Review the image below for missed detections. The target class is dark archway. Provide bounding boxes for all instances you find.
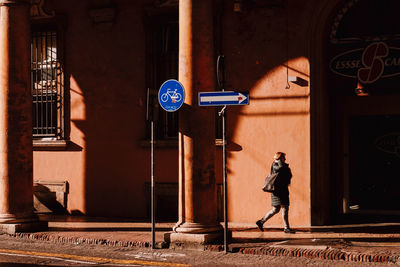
[312,0,400,225]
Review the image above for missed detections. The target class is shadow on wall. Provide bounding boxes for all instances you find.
[62,0,314,221]
[58,0,159,219]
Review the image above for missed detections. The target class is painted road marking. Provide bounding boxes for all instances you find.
[0,251,99,265]
[0,248,190,266]
[126,252,187,261]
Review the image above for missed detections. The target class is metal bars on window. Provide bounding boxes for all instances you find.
[148,20,178,139]
[31,30,63,138]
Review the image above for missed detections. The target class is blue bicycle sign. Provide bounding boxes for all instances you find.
[158,79,185,112]
[161,88,182,103]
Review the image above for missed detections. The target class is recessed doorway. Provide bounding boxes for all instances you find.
[346,115,400,214]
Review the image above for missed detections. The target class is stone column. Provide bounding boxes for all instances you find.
[0,0,46,233]
[170,0,222,245]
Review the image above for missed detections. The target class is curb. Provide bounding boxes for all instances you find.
[9,233,400,264]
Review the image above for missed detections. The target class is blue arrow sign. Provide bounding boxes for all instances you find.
[158,79,185,112]
[198,91,249,106]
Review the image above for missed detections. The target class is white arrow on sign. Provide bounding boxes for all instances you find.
[198,91,249,106]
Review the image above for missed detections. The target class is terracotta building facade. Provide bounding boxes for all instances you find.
[0,0,399,234]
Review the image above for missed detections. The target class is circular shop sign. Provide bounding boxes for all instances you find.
[158,79,185,112]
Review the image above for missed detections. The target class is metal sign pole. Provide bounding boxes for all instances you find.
[217,55,229,253]
[151,120,155,249]
[219,105,227,253]
[147,88,156,249]
[223,109,228,253]
[155,79,185,249]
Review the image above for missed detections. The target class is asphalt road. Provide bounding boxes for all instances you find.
[0,234,396,266]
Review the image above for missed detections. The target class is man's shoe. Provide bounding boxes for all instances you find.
[256,220,264,232]
[284,228,295,234]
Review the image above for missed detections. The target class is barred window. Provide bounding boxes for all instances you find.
[31,29,64,140]
[146,15,179,140]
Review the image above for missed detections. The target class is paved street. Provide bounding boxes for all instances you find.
[0,234,397,266]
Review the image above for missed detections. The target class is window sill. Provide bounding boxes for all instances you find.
[139,139,178,149]
[33,139,68,151]
[139,139,227,148]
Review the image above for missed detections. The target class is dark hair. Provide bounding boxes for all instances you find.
[273,152,286,160]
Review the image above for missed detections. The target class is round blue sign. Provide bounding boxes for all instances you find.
[158,79,185,112]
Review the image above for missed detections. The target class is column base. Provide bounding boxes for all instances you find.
[0,220,48,234]
[0,211,38,224]
[165,222,224,248]
[0,213,47,234]
[173,222,223,234]
[164,231,223,249]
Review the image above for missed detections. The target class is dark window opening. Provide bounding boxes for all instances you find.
[31,29,64,139]
[146,15,179,140]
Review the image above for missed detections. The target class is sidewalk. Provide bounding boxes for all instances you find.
[10,216,400,265]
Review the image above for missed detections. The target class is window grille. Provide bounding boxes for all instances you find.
[147,18,179,139]
[31,30,64,139]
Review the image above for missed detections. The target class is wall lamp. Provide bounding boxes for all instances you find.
[234,0,243,12]
[288,76,308,87]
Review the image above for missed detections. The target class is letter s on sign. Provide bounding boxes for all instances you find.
[358,42,388,84]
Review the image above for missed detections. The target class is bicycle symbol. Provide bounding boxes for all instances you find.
[161,88,182,103]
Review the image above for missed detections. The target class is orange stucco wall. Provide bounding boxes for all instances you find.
[32,0,326,226]
[225,61,310,226]
[219,1,314,226]
[33,0,179,218]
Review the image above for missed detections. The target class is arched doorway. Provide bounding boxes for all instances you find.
[327,0,400,223]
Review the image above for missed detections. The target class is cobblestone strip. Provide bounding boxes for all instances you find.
[9,233,400,264]
[11,233,166,248]
[237,246,399,264]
